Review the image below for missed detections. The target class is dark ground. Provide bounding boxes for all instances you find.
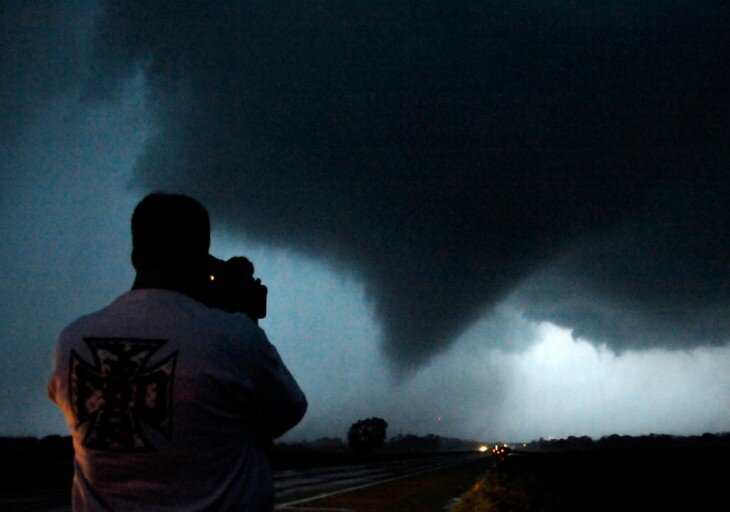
[3,436,728,511]
[455,443,730,511]
[0,436,456,491]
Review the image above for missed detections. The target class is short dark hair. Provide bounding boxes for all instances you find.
[131,192,210,270]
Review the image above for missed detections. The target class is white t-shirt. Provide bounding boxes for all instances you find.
[48,289,307,511]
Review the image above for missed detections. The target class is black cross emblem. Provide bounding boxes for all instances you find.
[70,338,178,452]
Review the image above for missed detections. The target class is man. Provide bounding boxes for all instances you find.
[48,192,307,511]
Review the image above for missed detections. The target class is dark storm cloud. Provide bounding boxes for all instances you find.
[511,164,729,350]
[0,1,92,147]
[87,1,728,366]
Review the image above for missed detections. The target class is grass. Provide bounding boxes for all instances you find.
[452,444,728,511]
[452,456,586,512]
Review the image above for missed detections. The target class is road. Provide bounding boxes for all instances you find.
[275,452,493,511]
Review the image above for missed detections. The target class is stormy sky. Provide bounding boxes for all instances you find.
[1,1,728,442]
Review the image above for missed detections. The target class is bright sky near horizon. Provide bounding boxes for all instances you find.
[1,1,727,443]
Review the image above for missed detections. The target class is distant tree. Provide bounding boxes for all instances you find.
[700,432,717,444]
[310,437,346,452]
[347,417,388,453]
[386,433,441,453]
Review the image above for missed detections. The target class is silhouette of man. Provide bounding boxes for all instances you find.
[48,192,307,511]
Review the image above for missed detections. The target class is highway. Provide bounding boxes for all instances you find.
[274,452,492,511]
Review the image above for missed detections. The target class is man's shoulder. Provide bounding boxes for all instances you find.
[205,306,266,340]
[58,290,198,335]
[58,303,114,339]
[57,289,266,352]
[119,288,267,344]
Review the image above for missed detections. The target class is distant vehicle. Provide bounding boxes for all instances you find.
[491,444,511,463]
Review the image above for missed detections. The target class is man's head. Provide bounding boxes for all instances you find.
[131,192,210,293]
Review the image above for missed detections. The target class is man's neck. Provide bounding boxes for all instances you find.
[132,272,205,302]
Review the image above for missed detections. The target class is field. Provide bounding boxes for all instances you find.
[453,443,729,511]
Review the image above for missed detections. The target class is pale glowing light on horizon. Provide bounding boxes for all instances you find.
[493,322,730,441]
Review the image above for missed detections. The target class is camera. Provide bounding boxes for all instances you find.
[205,255,267,323]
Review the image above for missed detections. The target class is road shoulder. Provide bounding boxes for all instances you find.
[277,455,493,512]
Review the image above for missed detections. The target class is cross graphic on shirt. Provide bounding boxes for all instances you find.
[70,337,177,452]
